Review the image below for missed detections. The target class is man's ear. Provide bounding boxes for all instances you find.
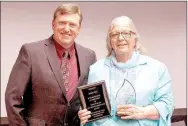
[76,25,81,35]
[52,20,55,29]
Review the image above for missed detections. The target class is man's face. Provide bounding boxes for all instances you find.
[52,13,80,48]
[110,24,136,55]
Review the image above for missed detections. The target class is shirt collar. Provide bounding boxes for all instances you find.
[53,39,75,59]
[105,50,147,69]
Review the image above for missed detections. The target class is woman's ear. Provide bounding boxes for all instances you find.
[134,37,139,49]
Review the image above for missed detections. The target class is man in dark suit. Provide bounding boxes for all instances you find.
[5,3,97,126]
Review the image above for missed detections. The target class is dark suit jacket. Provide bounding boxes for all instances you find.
[5,36,97,126]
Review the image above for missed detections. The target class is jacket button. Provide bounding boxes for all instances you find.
[64,122,68,126]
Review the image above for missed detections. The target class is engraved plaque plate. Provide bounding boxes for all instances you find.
[77,80,111,122]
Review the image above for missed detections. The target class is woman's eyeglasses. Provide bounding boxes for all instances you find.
[110,31,136,39]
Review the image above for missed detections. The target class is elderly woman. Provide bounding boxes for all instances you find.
[78,16,174,126]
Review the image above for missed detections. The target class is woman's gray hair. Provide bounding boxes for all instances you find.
[106,16,147,56]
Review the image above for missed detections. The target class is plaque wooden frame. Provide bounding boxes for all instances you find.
[77,80,111,122]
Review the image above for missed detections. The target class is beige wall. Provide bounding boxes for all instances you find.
[1,2,186,117]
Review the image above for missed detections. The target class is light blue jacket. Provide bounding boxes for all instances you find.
[84,51,174,126]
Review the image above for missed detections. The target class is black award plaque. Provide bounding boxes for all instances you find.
[77,80,111,122]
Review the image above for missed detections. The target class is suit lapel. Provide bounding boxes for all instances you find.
[75,43,86,86]
[68,44,87,102]
[44,37,67,99]
[44,38,87,102]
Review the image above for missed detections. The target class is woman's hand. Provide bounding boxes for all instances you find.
[117,104,159,120]
[78,109,91,125]
[117,104,146,120]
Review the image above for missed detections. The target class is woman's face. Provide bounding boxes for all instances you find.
[110,24,136,56]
